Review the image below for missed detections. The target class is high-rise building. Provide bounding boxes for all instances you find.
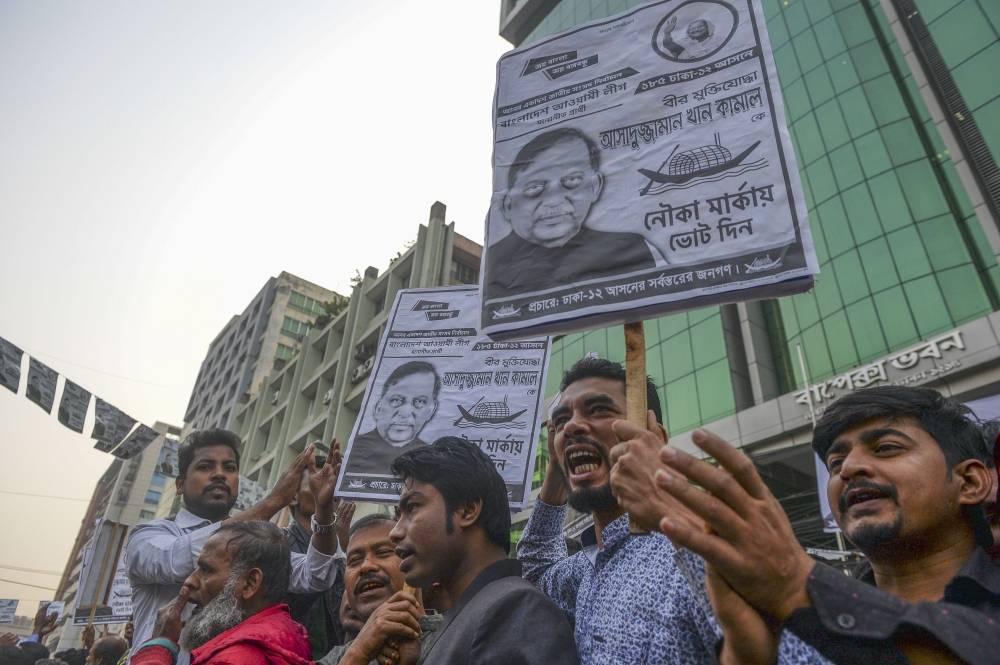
[232,202,483,491]
[499,0,1000,548]
[183,273,343,434]
[50,421,180,650]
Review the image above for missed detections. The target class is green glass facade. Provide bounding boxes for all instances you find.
[521,0,1000,434]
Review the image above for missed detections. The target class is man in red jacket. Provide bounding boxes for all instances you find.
[131,521,312,665]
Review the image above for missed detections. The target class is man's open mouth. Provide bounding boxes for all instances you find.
[205,484,230,496]
[565,446,604,475]
[843,486,890,509]
[355,576,388,596]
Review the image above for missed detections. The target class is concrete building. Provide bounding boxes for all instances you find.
[231,202,482,492]
[183,272,344,434]
[50,422,180,650]
[499,0,1000,550]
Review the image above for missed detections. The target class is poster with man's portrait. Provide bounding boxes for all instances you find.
[336,286,551,508]
[481,0,818,338]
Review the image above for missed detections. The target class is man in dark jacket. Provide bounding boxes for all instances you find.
[389,437,579,665]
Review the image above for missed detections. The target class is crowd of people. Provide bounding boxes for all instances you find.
[4,355,999,665]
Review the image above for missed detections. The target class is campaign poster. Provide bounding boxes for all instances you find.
[111,424,159,460]
[336,286,551,509]
[58,379,92,434]
[38,600,65,623]
[26,357,58,414]
[0,599,16,624]
[92,399,136,453]
[73,520,131,625]
[156,438,181,477]
[481,0,817,337]
[0,337,23,394]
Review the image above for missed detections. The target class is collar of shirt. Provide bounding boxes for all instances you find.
[174,508,213,530]
[446,558,522,620]
[854,546,1000,604]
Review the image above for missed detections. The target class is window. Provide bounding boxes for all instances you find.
[275,343,296,361]
[150,473,167,488]
[289,291,326,317]
[139,510,156,522]
[451,260,479,284]
[144,489,163,505]
[281,316,310,340]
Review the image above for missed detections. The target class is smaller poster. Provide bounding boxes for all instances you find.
[234,476,268,512]
[336,286,550,508]
[0,337,23,394]
[58,380,91,434]
[0,599,16,624]
[108,550,131,620]
[26,357,58,414]
[111,424,159,460]
[92,399,136,453]
[156,438,181,477]
[38,600,65,622]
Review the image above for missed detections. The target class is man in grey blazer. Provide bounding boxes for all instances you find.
[389,437,579,665]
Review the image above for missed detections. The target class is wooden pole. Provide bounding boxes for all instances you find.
[623,321,649,534]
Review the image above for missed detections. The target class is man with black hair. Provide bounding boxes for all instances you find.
[641,385,1000,665]
[389,436,578,664]
[485,127,656,300]
[131,521,311,665]
[319,514,444,665]
[86,635,128,665]
[523,356,822,664]
[127,432,344,664]
[345,362,440,476]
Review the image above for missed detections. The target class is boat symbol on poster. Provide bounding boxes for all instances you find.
[454,396,527,429]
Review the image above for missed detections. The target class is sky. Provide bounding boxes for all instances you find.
[0,0,510,611]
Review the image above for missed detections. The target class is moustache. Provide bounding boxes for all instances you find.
[353,572,391,596]
[837,479,898,513]
[203,483,231,496]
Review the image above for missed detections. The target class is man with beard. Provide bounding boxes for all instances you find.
[638,386,1000,665]
[319,515,443,665]
[390,437,578,664]
[131,521,310,665]
[520,357,824,664]
[127,430,344,664]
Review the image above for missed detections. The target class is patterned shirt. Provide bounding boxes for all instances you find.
[518,501,831,665]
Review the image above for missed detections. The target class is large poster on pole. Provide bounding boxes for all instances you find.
[336,286,550,508]
[481,0,817,338]
[73,519,131,625]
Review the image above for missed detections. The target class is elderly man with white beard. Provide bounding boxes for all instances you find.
[130,521,312,665]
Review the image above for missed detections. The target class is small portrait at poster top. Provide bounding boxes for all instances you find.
[652,0,739,63]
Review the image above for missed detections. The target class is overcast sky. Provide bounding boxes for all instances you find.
[0,1,510,610]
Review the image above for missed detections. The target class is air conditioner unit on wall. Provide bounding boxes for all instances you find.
[322,389,334,405]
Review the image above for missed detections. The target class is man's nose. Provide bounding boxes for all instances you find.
[359,553,380,574]
[389,517,404,544]
[181,572,198,592]
[563,409,589,437]
[837,448,873,482]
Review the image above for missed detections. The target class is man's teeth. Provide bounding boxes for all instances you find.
[567,450,601,473]
[575,463,598,472]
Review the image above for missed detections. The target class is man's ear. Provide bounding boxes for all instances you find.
[955,459,992,507]
[454,498,483,531]
[240,568,264,601]
[175,476,185,496]
[592,171,605,202]
[500,193,513,222]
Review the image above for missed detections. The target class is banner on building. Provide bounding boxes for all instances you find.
[0,337,23,394]
[234,476,268,512]
[26,357,58,414]
[0,599,16,624]
[336,286,551,508]
[156,438,181,477]
[58,379,91,434]
[92,399,137,453]
[112,424,159,460]
[73,519,131,625]
[481,0,817,338]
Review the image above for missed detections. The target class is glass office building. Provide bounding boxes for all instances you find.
[501,0,1000,547]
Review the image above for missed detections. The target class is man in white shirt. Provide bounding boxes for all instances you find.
[126,429,344,664]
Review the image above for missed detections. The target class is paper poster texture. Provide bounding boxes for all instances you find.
[156,438,181,477]
[92,399,137,453]
[0,599,16,624]
[38,600,65,623]
[58,379,92,433]
[0,337,23,394]
[111,424,159,459]
[481,0,817,337]
[26,357,58,414]
[234,476,268,512]
[73,519,131,625]
[336,286,550,508]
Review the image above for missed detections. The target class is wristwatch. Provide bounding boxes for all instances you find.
[311,513,337,535]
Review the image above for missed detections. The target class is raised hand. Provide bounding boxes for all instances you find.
[152,586,190,644]
[342,591,422,665]
[654,428,813,622]
[336,501,357,552]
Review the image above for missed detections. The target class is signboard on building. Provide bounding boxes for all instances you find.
[481,0,817,338]
[0,599,17,624]
[336,286,551,508]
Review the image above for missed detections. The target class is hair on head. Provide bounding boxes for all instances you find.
[381,361,441,400]
[215,521,291,605]
[391,436,511,554]
[507,127,601,190]
[347,513,397,540]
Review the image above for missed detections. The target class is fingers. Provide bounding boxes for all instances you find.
[658,446,753,519]
[658,514,741,571]
[690,429,770,501]
[655,467,746,541]
[292,444,315,472]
